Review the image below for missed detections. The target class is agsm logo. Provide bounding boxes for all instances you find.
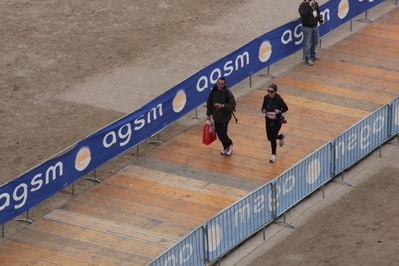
[258,41,272,63]
[338,0,350,19]
[75,146,91,171]
[172,90,187,113]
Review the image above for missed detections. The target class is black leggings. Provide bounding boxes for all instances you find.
[265,119,282,155]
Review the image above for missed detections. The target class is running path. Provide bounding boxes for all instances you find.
[0,7,398,266]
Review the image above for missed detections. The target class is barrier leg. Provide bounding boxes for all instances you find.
[193,107,199,119]
[333,171,355,187]
[15,210,33,224]
[83,169,101,183]
[148,133,163,144]
[356,10,372,23]
[258,66,275,78]
[273,213,297,229]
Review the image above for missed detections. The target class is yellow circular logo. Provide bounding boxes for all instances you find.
[259,41,272,63]
[338,0,349,19]
[173,90,187,113]
[75,147,91,171]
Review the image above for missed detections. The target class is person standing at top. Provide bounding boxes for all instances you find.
[206,77,236,156]
[261,84,288,163]
[299,0,324,66]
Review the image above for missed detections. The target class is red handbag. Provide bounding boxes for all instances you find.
[202,120,217,145]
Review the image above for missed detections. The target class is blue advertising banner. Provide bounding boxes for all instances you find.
[390,97,399,136]
[334,105,389,174]
[205,183,274,261]
[147,226,205,266]
[274,143,332,217]
[0,141,87,223]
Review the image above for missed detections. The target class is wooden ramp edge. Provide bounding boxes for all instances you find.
[0,7,398,266]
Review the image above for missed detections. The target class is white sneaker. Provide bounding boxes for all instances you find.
[221,148,228,155]
[269,154,277,163]
[226,145,233,156]
[279,133,286,147]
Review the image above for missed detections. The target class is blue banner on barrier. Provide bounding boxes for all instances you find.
[274,143,332,217]
[335,105,389,174]
[390,97,399,136]
[205,183,274,261]
[147,226,205,266]
[0,142,87,223]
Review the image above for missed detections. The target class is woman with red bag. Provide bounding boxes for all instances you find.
[261,83,289,163]
[206,77,236,156]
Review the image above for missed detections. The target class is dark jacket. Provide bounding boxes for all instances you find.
[206,85,236,123]
[299,0,322,28]
[261,93,288,122]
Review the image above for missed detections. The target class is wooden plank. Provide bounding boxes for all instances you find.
[287,63,399,96]
[44,209,181,249]
[0,250,56,266]
[358,22,399,41]
[58,196,202,237]
[0,239,117,266]
[22,218,164,263]
[15,229,150,265]
[315,59,399,86]
[280,94,371,119]
[90,182,222,219]
[61,193,209,231]
[148,145,286,182]
[110,176,238,208]
[119,165,250,198]
[321,49,399,72]
[275,76,392,105]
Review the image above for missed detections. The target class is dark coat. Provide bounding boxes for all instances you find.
[299,1,322,28]
[206,85,236,123]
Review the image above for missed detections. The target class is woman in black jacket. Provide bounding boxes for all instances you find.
[261,84,289,163]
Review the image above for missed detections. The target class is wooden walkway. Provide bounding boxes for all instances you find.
[1,7,399,266]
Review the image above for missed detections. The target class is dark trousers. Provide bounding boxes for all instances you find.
[215,121,233,149]
[266,119,283,155]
